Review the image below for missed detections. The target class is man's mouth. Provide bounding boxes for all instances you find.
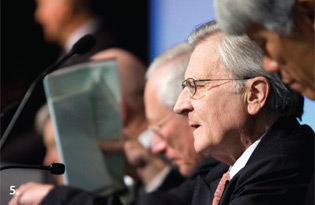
[190,124,200,129]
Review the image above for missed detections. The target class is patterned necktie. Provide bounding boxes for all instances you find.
[212,171,230,205]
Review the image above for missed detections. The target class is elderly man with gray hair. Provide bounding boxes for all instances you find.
[174,21,314,204]
[214,0,314,100]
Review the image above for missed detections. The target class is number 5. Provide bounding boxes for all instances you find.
[10,186,16,195]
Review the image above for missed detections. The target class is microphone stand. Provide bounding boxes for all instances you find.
[0,34,96,150]
[0,163,65,175]
[0,51,75,150]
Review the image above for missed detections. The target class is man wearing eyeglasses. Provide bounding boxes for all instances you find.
[174,21,314,204]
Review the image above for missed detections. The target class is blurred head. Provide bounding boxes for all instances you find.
[91,48,147,138]
[174,21,303,165]
[35,0,94,45]
[215,0,315,100]
[144,42,203,177]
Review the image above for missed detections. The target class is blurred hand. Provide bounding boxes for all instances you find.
[99,136,166,185]
[124,139,151,167]
[8,182,54,205]
[99,132,153,168]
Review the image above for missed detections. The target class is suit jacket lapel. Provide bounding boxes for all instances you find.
[191,176,214,205]
[191,163,229,205]
[218,118,302,204]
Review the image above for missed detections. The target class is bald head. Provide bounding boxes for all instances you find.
[92,48,146,100]
[91,48,147,135]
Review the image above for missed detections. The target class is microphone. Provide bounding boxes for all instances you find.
[0,163,65,175]
[0,34,96,150]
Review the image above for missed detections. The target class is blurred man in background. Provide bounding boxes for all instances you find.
[34,0,145,65]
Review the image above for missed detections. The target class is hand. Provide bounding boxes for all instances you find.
[99,138,159,168]
[99,138,166,185]
[8,182,54,205]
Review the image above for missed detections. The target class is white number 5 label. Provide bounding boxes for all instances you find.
[10,186,16,195]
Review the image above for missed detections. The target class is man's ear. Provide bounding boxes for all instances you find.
[245,77,270,115]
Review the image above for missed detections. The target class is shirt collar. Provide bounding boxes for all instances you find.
[64,18,99,52]
[229,134,265,179]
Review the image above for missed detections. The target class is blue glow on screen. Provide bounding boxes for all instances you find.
[149,0,315,131]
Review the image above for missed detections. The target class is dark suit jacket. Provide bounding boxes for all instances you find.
[192,117,314,205]
[40,157,221,205]
[134,162,227,205]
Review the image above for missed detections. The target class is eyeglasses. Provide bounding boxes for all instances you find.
[181,77,251,97]
[148,112,173,136]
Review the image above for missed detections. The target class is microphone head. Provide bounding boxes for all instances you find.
[50,163,65,175]
[70,34,96,55]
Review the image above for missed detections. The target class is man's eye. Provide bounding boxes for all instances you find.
[187,81,194,88]
[196,84,205,88]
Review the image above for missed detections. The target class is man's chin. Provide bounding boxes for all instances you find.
[288,82,304,94]
[287,83,315,100]
[194,143,207,156]
[302,88,315,100]
[179,166,193,178]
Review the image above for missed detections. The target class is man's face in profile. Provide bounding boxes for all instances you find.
[174,34,247,160]
[246,10,314,100]
[145,67,202,177]
[34,0,69,43]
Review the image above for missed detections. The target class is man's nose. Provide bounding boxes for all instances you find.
[174,90,193,115]
[263,56,280,73]
[151,133,167,154]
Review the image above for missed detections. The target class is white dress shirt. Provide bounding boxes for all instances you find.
[64,18,99,52]
[229,135,264,179]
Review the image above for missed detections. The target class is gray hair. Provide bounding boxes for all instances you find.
[146,42,193,110]
[188,21,303,118]
[214,0,296,36]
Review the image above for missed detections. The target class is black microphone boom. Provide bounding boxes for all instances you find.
[0,163,65,175]
[0,34,96,150]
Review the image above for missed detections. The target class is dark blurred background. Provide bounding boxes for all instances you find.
[2,0,314,166]
[1,0,148,165]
